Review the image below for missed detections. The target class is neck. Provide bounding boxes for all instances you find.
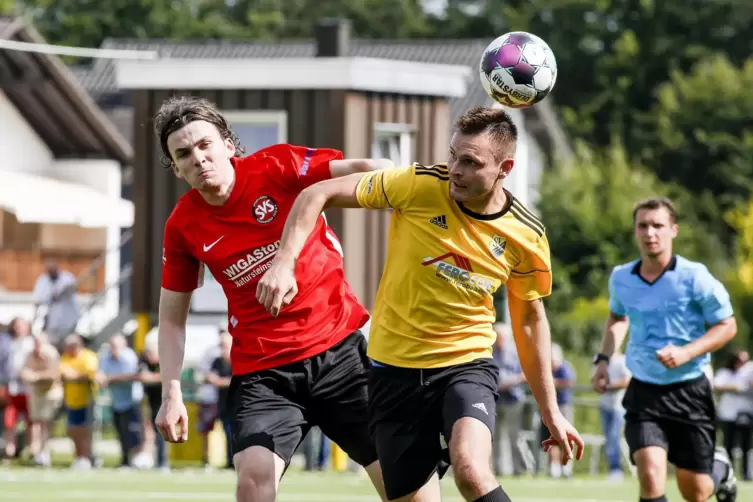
[199,171,235,206]
[641,250,673,274]
[461,185,508,215]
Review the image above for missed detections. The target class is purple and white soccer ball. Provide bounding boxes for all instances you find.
[479,31,558,109]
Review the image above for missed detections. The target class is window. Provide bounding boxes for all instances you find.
[372,123,415,166]
[223,110,288,154]
[189,110,287,314]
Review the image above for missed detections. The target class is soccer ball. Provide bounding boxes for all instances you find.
[479,32,558,109]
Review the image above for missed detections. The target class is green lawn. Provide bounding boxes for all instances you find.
[1,467,751,502]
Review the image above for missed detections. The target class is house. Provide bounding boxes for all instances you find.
[0,16,133,332]
[71,18,570,322]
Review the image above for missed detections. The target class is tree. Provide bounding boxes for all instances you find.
[648,54,753,235]
[536,140,727,351]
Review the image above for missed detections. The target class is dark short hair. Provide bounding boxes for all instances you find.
[454,107,518,159]
[632,197,678,224]
[153,96,245,168]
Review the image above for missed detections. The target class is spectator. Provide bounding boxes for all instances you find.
[139,340,169,471]
[713,348,753,481]
[539,343,577,478]
[302,428,331,472]
[206,332,233,469]
[19,332,62,467]
[491,323,527,476]
[3,318,33,461]
[97,335,148,468]
[59,334,98,469]
[196,335,221,469]
[598,351,631,481]
[32,260,80,347]
[0,326,12,439]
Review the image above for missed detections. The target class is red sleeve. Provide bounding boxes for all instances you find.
[161,214,202,292]
[268,144,344,192]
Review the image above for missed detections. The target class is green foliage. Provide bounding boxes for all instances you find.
[648,55,753,230]
[538,140,729,349]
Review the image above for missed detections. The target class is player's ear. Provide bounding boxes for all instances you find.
[499,158,514,179]
[225,138,236,158]
[170,162,182,178]
[670,222,679,237]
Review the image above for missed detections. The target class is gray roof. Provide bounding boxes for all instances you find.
[0,16,132,163]
[78,38,494,122]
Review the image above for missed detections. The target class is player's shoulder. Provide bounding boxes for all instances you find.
[506,195,546,240]
[165,192,196,228]
[412,162,449,181]
[674,255,709,274]
[610,259,641,281]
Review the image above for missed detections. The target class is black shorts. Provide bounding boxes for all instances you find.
[368,358,499,500]
[226,330,377,468]
[623,375,716,473]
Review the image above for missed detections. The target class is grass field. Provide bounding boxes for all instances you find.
[1,467,752,502]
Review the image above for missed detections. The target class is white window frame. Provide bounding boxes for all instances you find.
[372,123,416,166]
[222,110,288,144]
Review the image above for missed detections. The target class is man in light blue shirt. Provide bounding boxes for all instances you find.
[592,197,738,502]
[98,335,144,468]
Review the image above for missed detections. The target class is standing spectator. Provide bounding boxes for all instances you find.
[19,332,62,467]
[139,341,169,471]
[492,323,527,477]
[302,428,331,471]
[206,332,233,469]
[0,326,12,441]
[539,343,577,478]
[3,318,34,461]
[32,260,80,347]
[97,335,147,468]
[598,351,631,481]
[714,349,753,481]
[59,334,98,469]
[196,336,221,469]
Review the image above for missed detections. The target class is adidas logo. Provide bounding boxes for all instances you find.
[430,215,448,229]
[472,402,488,415]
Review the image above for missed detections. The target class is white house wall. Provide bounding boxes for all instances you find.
[0,90,54,175]
[54,159,123,325]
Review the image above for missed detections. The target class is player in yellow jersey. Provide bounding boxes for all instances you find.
[257,107,584,502]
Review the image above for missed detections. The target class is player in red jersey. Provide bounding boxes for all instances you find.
[151,96,390,502]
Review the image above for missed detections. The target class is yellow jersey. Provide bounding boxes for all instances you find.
[355,163,552,368]
[60,348,98,409]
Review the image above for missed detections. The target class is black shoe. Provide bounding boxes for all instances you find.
[715,448,737,502]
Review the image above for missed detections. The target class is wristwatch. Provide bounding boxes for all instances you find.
[592,353,610,365]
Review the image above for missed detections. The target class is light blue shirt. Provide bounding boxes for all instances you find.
[493,345,525,404]
[99,348,143,412]
[609,255,734,385]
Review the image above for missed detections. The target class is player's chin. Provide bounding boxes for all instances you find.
[449,183,470,201]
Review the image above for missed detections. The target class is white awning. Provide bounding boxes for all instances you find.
[0,171,133,228]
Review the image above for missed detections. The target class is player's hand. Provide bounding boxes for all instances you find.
[256,258,298,317]
[541,411,585,465]
[155,395,189,443]
[656,344,691,369]
[591,361,609,394]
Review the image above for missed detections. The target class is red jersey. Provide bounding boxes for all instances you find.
[161,143,369,375]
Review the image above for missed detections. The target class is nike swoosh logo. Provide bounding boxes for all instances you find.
[203,236,224,252]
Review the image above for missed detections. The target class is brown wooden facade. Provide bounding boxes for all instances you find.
[130,88,451,313]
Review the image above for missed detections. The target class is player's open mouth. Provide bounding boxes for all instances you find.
[451,181,466,189]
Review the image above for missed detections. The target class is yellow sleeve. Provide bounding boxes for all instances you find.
[507,233,553,301]
[355,165,416,210]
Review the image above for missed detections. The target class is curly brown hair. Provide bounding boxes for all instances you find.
[454,107,518,160]
[153,95,246,168]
